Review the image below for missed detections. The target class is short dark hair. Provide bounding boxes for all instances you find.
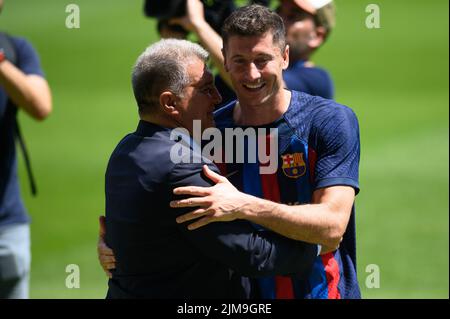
[222,4,286,52]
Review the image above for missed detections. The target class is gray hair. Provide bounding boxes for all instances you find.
[132,39,209,114]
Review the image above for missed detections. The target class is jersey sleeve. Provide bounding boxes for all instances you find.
[13,37,44,77]
[312,103,360,194]
[168,160,318,278]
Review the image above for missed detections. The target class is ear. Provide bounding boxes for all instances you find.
[282,44,290,70]
[308,26,326,49]
[159,91,179,116]
[222,48,230,72]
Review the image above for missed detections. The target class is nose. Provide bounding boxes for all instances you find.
[246,63,261,82]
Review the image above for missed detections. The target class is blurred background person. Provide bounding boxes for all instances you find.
[0,0,52,298]
[277,0,335,99]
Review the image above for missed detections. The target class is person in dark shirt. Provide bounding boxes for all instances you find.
[0,0,52,298]
[104,38,318,298]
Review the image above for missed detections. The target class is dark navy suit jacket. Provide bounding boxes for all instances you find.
[105,120,317,298]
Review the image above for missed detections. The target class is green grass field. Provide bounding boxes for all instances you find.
[0,0,448,298]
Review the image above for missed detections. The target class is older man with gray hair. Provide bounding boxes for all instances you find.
[104,38,318,298]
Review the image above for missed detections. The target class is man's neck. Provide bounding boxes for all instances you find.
[234,89,292,126]
[289,49,313,64]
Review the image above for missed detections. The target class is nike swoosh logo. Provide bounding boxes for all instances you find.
[225,170,239,178]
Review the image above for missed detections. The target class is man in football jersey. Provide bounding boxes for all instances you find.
[99,4,360,299]
[170,4,361,299]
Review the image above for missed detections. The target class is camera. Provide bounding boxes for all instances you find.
[144,0,269,35]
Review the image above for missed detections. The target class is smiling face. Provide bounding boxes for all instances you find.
[174,58,222,134]
[223,32,289,109]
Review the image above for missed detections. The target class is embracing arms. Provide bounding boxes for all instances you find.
[172,165,354,250]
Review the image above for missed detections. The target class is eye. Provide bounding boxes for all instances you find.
[255,58,270,67]
[232,58,245,65]
[201,85,215,95]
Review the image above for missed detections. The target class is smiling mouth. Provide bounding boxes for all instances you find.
[243,82,266,91]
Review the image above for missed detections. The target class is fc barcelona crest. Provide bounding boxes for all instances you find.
[281,152,306,178]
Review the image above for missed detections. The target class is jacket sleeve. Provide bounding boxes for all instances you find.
[169,161,318,278]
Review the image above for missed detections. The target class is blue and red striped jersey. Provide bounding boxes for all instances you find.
[213,91,361,299]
